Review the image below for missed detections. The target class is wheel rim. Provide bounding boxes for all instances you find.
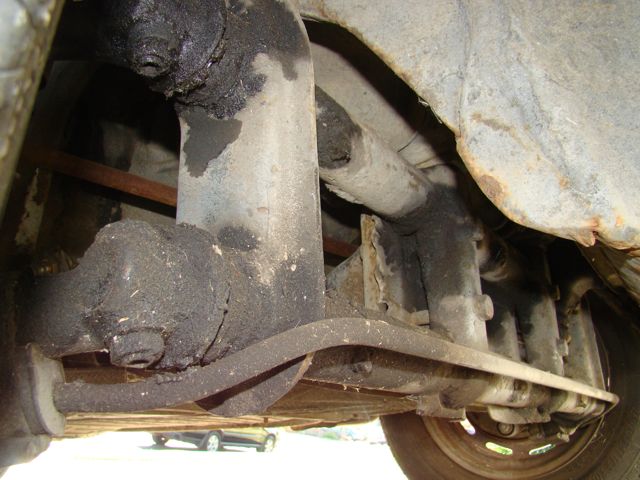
[264,437,275,452]
[206,435,220,451]
[423,413,601,479]
[421,306,614,480]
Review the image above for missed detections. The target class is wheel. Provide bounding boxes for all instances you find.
[258,435,276,453]
[151,434,168,446]
[381,297,640,479]
[201,432,222,452]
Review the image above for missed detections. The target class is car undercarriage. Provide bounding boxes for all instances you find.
[1,1,639,478]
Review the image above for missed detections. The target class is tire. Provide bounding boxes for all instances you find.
[381,297,640,479]
[258,435,276,453]
[151,434,168,446]
[0,0,64,215]
[201,432,222,452]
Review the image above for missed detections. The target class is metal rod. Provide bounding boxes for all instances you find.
[322,236,358,258]
[24,148,357,258]
[316,87,432,219]
[24,148,179,208]
[415,166,491,351]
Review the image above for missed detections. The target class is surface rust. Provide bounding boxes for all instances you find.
[53,316,617,414]
[24,148,179,208]
[26,148,356,258]
[62,382,415,436]
[299,0,640,255]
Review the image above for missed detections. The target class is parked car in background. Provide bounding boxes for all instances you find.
[152,428,277,452]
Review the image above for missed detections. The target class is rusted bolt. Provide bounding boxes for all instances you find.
[130,37,176,78]
[136,52,171,77]
[108,331,165,368]
[127,23,178,79]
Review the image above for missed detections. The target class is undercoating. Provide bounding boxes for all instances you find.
[97,0,227,98]
[98,0,308,119]
[170,0,325,416]
[76,0,327,417]
[316,88,433,219]
[202,250,323,364]
[315,86,360,169]
[179,0,309,117]
[180,108,241,178]
[413,168,490,351]
[20,220,230,370]
[195,240,324,416]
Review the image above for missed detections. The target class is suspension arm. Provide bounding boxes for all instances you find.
[54,316,617,413]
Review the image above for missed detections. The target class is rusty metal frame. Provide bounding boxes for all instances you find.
[24,148,357,258]
[54,316,617,413]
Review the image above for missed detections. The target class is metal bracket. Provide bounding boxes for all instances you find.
[488,405,550,425]
[361,214,429,324]
[17,344,65,436]
[413,394,465,421]
[53,316,618,414]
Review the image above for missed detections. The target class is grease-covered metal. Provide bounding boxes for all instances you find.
[97,0,227,97]
[315,89,492,350]
[316,88,432,219]
[21,220,230,370]
[97,0,325,416]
